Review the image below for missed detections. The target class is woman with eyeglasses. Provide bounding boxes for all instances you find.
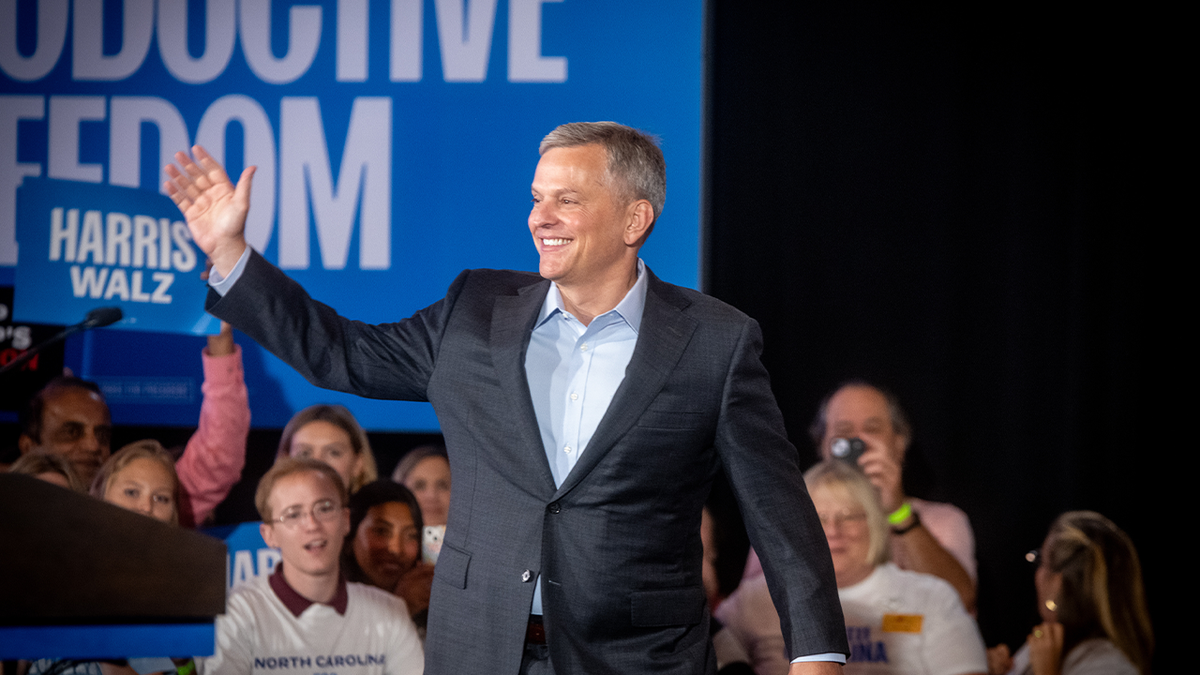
[989,511,1153,675]
[716,459,986,675]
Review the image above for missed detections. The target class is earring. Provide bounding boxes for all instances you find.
[1045,599,1058,612]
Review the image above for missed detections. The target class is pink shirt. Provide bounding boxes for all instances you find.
[176,345,250,527]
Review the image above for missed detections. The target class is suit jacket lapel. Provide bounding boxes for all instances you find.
[552,271,698,499]
[491,278,559,494]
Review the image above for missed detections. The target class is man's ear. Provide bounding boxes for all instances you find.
[261,521,278,549]
[18,435,37,454]
[894,434,910,462]
[623,200,655,247]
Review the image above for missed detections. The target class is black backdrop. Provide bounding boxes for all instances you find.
[705,1,1165,667]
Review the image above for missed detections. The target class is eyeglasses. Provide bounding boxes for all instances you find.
[272,499,343,529]
[817,510,868,529]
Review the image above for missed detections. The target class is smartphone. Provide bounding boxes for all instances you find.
[423,524,445,565]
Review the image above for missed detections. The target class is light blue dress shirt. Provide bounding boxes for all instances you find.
[525,260,647,488]
[523,259,647,614]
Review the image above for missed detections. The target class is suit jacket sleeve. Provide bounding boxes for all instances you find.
[205,249,463,401]
[715,317,848,659]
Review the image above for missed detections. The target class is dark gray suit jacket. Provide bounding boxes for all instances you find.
[210,251,847,675]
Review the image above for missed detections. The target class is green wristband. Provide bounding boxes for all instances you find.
[887,501,913,526]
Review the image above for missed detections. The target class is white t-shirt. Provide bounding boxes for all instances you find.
[839,563,986,674]
[1007,638,1137,675]
[198,573,424,675]
[716,563,985,675]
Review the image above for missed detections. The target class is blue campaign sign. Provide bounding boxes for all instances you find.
[0,0,703,430]
[206,521,280,589]
[13,177,218,333]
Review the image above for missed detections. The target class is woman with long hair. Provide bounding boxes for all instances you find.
[277,404,378,494]
[994,511,1154,675]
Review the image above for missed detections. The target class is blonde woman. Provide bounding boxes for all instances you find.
[992,511,1153,675]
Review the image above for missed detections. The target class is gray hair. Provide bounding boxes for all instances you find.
[804,460,890,568]
[808,380,912,450]
[539,121,666,222]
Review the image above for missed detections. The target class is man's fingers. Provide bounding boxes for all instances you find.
[193,144,233,186]
[172,149,195,172]
[233,166,257,202]
[165,164,192,195]
[165,158,205,206]
[192,144,214,164]
[165,185,190,209]
[175,150,205,182]
[182,151,205,178]
[163,176,192,211]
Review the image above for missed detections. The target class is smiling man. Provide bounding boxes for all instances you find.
[199,458,423,674]
[167,122,847,674]
[18,377,112,486]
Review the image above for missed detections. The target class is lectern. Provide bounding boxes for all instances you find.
[0,474,226,659]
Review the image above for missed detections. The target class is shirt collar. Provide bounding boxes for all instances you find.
[535,259,649,333]
[268,562,349,617]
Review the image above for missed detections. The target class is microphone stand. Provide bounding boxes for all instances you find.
[0,307,123,377]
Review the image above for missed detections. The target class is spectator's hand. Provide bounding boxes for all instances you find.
[207,321,235,357]
[1026,622,1063,675]
[164,145,253,276]
[393,561,435,618]
[856,438,906,513]
[987,643,1013,675]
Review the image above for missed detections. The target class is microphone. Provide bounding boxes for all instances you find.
[0,306,124,376]
[80,307,123,330]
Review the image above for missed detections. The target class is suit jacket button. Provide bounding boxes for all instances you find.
[547,502,561,514]
[522,570,533,582]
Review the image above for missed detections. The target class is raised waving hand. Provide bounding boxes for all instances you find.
[164,145,255,277]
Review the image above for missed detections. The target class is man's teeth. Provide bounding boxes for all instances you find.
[543,238,570,246]
[305,540,327,550]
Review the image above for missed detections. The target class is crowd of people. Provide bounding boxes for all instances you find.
[5,365,440,674]
[5,371,1153,675]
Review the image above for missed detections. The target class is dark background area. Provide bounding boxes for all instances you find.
[703,1,1167,669]
[2,1,1172,669]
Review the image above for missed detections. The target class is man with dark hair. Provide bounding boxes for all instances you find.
[19,376,112,486]
[167,122,847,674]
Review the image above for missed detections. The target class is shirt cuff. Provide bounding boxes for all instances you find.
[792,653,847,664]
[208,247,252,296]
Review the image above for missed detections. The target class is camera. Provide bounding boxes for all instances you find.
[829,437,866,466]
